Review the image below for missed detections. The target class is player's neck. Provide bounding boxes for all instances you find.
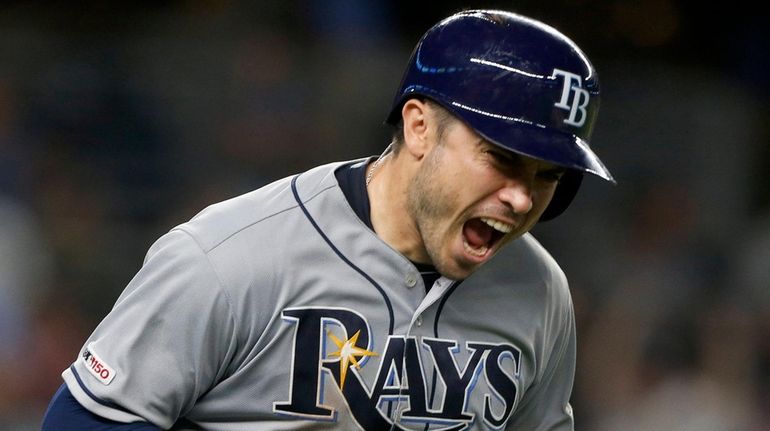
[367,156,429,264]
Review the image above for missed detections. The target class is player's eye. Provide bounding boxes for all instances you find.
[485,149,517,166]
[537,168,566,183]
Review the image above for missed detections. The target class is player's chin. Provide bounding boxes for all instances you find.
[436,261,477,281]
[441,243,492,280]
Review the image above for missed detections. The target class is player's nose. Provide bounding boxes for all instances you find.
[497,179,534,215]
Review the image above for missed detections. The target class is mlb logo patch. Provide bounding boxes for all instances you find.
[81,343,116,385]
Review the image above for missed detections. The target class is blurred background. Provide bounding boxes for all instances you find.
[0,1,768,429]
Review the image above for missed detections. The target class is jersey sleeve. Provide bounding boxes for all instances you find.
[42,384,161,430]
[505,281,577,431]
[63,228,238,429]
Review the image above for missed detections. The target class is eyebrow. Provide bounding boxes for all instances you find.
[541,165,567,173]
[480,142,524,164]
[483,142,568,173]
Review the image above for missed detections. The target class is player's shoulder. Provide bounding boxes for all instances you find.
[521,233,570,304]
[174,160,356,253]
[517,233,568,287]
[477,232,570,305]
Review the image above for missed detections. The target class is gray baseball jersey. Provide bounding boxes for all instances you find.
[63,159,576,430]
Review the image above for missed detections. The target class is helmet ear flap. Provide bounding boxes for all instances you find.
[539,170,583,222]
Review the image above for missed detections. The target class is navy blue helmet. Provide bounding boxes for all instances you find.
[387,10,614,220]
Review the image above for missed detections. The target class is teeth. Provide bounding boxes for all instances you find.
[463,240,489,257]
[480,217,513,234]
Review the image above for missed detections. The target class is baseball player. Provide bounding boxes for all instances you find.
[42,9,614,430]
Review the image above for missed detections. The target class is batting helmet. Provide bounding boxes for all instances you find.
[386,10,614,220]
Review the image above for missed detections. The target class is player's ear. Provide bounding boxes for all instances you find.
[401,99,431,159]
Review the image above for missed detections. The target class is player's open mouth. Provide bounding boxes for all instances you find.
[462,217,513,258]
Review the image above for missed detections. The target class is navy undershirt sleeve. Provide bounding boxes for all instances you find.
[42,384,160,431]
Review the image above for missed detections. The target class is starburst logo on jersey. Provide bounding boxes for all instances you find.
[274,306,522,430]
[327,329,378,390]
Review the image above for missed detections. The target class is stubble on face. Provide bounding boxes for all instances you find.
[406,141,471,279]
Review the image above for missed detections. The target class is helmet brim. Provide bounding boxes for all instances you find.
[448,101,615,183]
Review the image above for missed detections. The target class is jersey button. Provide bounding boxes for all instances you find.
[415,315,423,327]
[405,273,418,288]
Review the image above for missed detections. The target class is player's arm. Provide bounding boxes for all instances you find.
[42,384,160,430]
[55,228,237,428]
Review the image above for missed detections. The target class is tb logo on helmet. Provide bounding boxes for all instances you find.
[552,68,590,127]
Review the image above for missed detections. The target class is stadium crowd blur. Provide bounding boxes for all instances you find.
[1,1,768,429]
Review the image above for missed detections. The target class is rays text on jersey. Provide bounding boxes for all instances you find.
[273,307,522,430]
